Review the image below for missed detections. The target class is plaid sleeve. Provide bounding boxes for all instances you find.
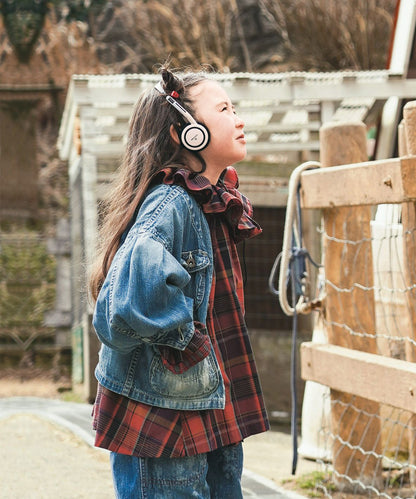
[158,323,211,374]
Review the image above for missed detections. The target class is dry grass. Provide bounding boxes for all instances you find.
[118,0,396,72]
[123,0,238,72]
[0,0,396,77]
[123,0,396,72]
[259,0,396,71]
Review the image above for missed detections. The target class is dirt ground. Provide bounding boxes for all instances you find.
[0,368,111,498]
[0,414,113,499]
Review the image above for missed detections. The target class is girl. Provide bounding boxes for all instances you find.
[90,67,269,498]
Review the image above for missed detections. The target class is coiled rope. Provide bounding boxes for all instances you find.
[268,160,322,475]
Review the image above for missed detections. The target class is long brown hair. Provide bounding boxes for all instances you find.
[89,67,209,301]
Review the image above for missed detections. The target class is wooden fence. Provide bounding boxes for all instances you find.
[299,102,416,496]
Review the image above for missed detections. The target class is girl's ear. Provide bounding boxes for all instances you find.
[169,124,180,145]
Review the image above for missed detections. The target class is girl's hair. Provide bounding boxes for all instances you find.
[89,67,209,301]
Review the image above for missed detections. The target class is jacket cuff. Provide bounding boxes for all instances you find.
[158,322,211,374]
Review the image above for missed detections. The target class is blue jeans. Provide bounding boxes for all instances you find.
[110,443,244,498]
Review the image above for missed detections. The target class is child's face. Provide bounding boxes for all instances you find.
[189,80,246,183]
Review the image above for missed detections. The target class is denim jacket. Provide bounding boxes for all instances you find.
[93,183,226,410]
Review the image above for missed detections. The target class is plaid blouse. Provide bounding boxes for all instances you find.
[92,167,269,458]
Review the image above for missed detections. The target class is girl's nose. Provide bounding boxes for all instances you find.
[235,114,244,127]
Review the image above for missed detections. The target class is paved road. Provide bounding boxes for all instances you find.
[0,397,306,498]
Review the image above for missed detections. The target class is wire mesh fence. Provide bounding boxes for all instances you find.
[312,390,416,498]
[291,111,416,498]
[305,207,416,498]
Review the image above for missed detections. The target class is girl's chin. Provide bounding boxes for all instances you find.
[236,150,247,162]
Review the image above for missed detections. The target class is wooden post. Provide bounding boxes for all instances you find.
[320,122,382,491]
[401,102,416,486]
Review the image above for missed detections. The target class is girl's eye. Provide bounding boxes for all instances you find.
[220,104,236,113]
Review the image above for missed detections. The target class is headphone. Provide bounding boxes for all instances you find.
[155,82,210,152]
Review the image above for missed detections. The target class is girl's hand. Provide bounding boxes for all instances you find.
[158,323,211,374]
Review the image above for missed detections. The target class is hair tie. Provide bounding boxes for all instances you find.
[170,90,179,99]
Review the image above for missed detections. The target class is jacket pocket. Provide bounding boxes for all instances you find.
[181,249,210,310]
[150,349,220,400]
[158,323,211,374]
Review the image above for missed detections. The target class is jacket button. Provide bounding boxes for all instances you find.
[186,254,196,268]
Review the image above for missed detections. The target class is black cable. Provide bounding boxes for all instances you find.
[290,261,299,475]
[289,183,303,476]
[289,185,306,475]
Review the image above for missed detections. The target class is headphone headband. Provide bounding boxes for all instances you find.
[165,96,197,125]
[154,82,196,124]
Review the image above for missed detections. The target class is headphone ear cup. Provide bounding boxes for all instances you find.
[180,123,210,152]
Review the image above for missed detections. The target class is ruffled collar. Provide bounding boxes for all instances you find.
[156,167,261,241]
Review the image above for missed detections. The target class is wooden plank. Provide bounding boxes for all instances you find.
[248,141,320,153]
[245,122,321,133]
[293,78,416,101]
[80,106,134,119]
[301,342,416,413]
[82,142,125,157]
[237,103,321,113]
[300,156,416,208]
[402,101,416,487]
[319,121,381,491]
[81,122,321,138]
[81,139,321,158]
